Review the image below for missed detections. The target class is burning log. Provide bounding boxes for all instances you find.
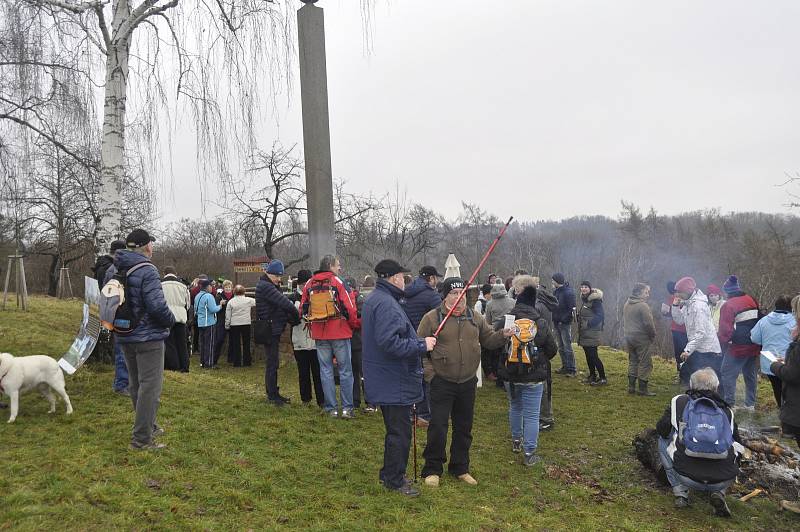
[744,440,792,458]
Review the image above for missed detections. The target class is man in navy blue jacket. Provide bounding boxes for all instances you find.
[401,265,443,425]
[113,229,175,450]
[363,259,437,497]
[551,273,577,377]
[255,259,301,407]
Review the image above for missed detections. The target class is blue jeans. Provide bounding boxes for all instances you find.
[554,322,576,373]
[505,381,544,455]
[679,352,722,387]
[658,436,733,497]
[113,337,129,391]
[316,339,354,412]
[720,354,758,407]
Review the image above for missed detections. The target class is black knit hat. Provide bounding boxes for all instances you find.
[552,272,566,285]
[440,277,466,297]
[296,269,312,284]
[580,280,592,290]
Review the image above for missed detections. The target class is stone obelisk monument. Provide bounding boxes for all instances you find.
[298,0,336,266]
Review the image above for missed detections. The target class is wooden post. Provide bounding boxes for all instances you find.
[2,255,29,311]
[2,256,11,309]
[57,267,74,299]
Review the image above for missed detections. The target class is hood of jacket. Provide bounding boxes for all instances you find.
[405,277,433,299]
[490,283,508,298]
[766,310,795,326]
[687,289,709,306]
[582,288,603,302]
[627,295,648,306]
[114,249,149,271]
[510,300,542,322]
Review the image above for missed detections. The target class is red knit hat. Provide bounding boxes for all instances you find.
[706,284,722,296]
[674,276,697,294]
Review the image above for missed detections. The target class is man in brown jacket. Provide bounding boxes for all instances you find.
[417,277,511,487]
[623,283,657,396]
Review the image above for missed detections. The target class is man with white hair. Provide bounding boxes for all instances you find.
[655,368,741,517]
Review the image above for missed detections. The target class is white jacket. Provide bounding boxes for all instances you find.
[225,295,256,328]
[291,299,315,351]
[672,289,721,354]
[161,276,190,324]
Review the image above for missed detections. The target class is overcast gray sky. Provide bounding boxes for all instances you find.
[165,0,800,224]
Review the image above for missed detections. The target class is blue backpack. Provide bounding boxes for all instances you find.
[679,396,734,460]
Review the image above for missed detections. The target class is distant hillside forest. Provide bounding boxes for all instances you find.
[4,197,799,357]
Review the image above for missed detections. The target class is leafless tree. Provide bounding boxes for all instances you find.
[2,0,296,253]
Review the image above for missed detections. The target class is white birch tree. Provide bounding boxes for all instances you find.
[10,0,296,251]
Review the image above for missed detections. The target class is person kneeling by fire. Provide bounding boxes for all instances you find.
[655,367,742,517]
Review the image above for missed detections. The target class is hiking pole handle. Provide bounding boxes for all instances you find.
[434,216,514,337]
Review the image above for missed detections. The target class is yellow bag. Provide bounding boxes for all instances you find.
[304,278,341,322]
[507,318,538,365]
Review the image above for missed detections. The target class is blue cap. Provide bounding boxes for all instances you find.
[266,260,285,275]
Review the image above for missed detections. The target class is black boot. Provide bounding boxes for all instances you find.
[582,374,597,384]
[638,379,656,397]
[628,376,637,394]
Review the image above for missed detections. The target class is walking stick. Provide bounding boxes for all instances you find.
[434,216,514,337]
[412,404,418,483]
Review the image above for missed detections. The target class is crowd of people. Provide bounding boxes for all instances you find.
[92,228,800,515]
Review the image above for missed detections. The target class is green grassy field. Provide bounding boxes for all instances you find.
[0,296,797,531]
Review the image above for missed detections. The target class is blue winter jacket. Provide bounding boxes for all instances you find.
[363,279,427,406]
[110,250,175,344]
[401,277,442,331]
[751,311,796,376]
[195,290,222,328]
[553,283,577,324]
[255,275,300,337]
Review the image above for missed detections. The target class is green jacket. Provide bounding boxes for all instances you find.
[623,295,656,343]
[577,289,604,347]
[418,304,507,384]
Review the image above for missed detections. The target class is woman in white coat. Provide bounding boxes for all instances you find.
[225,285,256,366]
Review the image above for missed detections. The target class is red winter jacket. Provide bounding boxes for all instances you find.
[718,293,761,357]
[300,271,361,340]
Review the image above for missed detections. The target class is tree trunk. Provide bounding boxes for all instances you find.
[97,0,132,253]
[47,254,60,297]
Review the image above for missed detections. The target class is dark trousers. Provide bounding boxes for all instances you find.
[192,317,200,353]
[768,374,782,407]
[672,330,688,371]
[213,321,227,366]
[481,347,498,378]
[199,326,215,368]
[582,345,605,379]
[294,349,324,405]
[422,376,477,478]
[228,325,252,366]
[496,351,506,388]
[164,323,188,371]
[352,348,364,408]
[264,336,282,400]
[380,405,413,489]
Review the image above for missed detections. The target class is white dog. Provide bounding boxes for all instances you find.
[0,353,73,423]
